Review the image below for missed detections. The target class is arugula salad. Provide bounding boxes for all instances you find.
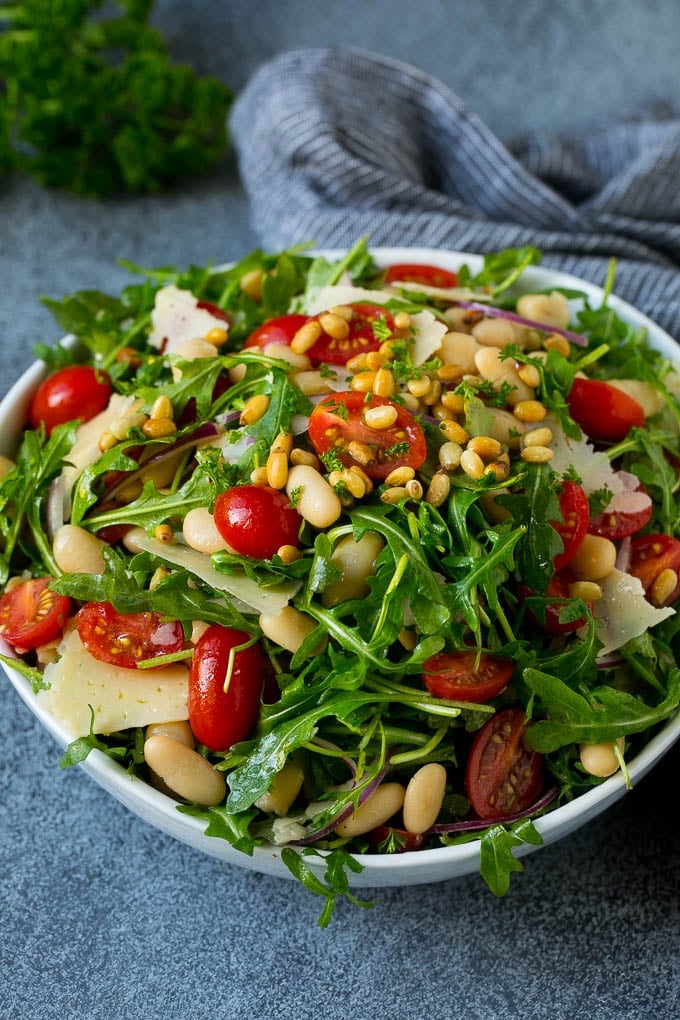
[1,242,679,922]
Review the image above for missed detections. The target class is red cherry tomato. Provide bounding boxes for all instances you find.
[465,707,544,821]
[196,299,230,323]
[0,578,71,651]
[551,481,589,571]
[517,573,590,635]
[588,484,652,540]
[367,825,424,852]
[29,365,112,436]
[422,651,513,703]
[244,314,310,351]
[567,377,645,443]
[213,485,301,560]
[629,534,680,607]
[188,624,264,752]
[308,391,427,481]
[76,602,185,669]
[383,263,459,288]
[307,303,395,366]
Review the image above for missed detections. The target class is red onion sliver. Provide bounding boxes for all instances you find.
[454,300,588,347]
[426,785,559,837]
[293,756,393,845]
[615,536,632,573]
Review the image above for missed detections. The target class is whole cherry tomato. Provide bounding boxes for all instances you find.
[308,391,427,481]
[0,578,70,651]
[422,651,513,703]
[29,365,112,435]
[465,707,544,821]
[567,377,645,443]
[213,485,301,560]
[188,624,264,752]
[76,602,185,669]
[551,481,589,571]
[629,534,680,607]
[383,263,459,288]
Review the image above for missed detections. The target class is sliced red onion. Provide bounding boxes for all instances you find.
[46,475,68,539]
[596,652,625,670]
[426,785,559,836]
[293,756,393,845]
[309,737,358,777]
[615,536,632,573]
[454,301,588,347]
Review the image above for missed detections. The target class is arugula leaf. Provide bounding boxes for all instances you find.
[281,848,373,928]
[178,804,260,856]
[301,237,374,308]
[496,464,562,594]
[479,818,544,897]
[457,246,541,295]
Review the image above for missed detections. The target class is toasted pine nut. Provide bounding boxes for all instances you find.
[240,393,270,425]
[439,419,469,444]
[259,605,321,655]
[154,524,174,544]
[347,464,373,494]
[517,363,541,388]
[341,468,366,499]
[366,351,386,371]
[144,734,226,806]
[439,441,463,471]
[380,485,409,504]
[291,319,322,354]
[277,544,301,564]
[423,379,442,405]
[266,449,289,490]
[398,627,418,650]
[569,534,617,581]
[98,430,118,452]
[52,524,107,574]
[143,417,177,440]
[290,448,321,469]
[183,507,233,554]
[373,367,396,398]
[400,393,421,413]
[406,479,423,500]
[651,568,678,607]
[346,352,369,373]
[149,566,171,590]
[403,763,447,834]
[254,762,304,815]
[205,327,228,346]
[425,471,451,507]
[437,363,465,383]
[460,449,485,479]
[347,440,376,466]
[483,460,510,482]
[334,782,406,838]
[363,405,398,429]
[146,720,195,749]
[520,445,554,464]
[328,304,353,321]
[543,333,571,357]
[523,426,553,447]
[378,340,397,360]
[350,370,377,393]
[569,580,603,602]
[149,395,174,421]
[270,432,293,456]
[580,737,625,778]
[467,436,503,460]
[385,466,415,486]
[250,466,269,486]
[513,400,547,423]
[239,268,264,302]
[318,311,350,340]
[286,464,342,528]
[407,376,432,398]
[394,311,412,331]
[440,391,466,415]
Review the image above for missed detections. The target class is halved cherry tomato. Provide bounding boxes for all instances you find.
[196,299,230,323]
[517,573,590,635]
[213,485,301,560]
[76,602,185,669]
[567,377,645,443]
[465,707,544,821]
[383,263,458,289]
[244,314,310,351]
[308,391,427,481]
[629,534,680,606]
[367,825,424,852]
[0,578,71,651]
[551,481,589,571]
[588,483,652,540]
[29,365,112,436]
[422,651,513,703]
[188,624,264,752]
[306,303,395,366]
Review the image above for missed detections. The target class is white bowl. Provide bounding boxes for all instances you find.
[2,248,679,888]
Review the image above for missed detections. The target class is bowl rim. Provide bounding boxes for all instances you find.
[2,246,679,884]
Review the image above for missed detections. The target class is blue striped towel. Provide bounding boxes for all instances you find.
[230,48,680,341]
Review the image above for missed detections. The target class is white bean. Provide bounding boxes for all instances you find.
[52,524,107,574]
[580,737,625,778]
[285,464,342,529]
[403,763,447,834]
[516,291,571,329]
[437,331,482,373]
[182,507,234,554]
[144,734,226,806]
[146,720,195,749]
[262,343,311,370]
[259,605,322,655]
[172,338,218,381]
[321,531,384,607]
[569,534,617,582]
[472,317,520,348]
[474,346,534,406]
[334,782,406,838]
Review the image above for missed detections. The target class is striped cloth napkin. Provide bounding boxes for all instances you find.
[230,48,680,341]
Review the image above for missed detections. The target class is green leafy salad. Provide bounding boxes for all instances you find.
[1,241,679,925]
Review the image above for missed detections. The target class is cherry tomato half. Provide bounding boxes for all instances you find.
[308,391,427,481]
[588,483,652,540]
[465,707,544,821]
[29,365,112,436]
[383,263,459,289]
[0,578,71,651]
[551,481,589,571]
[196,299,230,323]
[307,303,395,366]
[244,314,310,351]
[518,573,590,636]
[213,485,301,560]
[76,602,185,669]
[422,651,513,703]
[188,624,264,752]
[630,534,680,607]
[367,825,424,852]
[567,377,645,443]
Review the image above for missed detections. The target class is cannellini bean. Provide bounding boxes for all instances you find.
[484,408,526,448]
[473,346,534,405]
[334,782,406,838]
[580,737,625,778]
[569,533,617,581]
[259,605,322,655]
[263,343,312,370]
[146,720,195,749]
[254,761,305,816]
[182,507,234,554]
[52,524,107,574]
[437,331,482,374]
[516,291,571,329]
[285,464,342,529]
[172,338,218,381]
[472,317,520,348]
[321,531,385,607]
[144,734,226,806]
[403,763,447,834]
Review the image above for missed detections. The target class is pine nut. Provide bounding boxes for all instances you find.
[277,544,301,564]
[651,568,678,607]
[517,363,541,388]
[154,524,174,544]
[405,479,423,500]
[483,460,510,482]
[513,400,547,423]
[440,392,466,415]
[437,363,465,383]
[239,268,264,301]
[350,370,376,392]
[347,465,373,494]
[270,432,293,456]
[373,367,396,398]
[439,420,469,444]
[380,486,409,504]
[460,449,485,479]
[579,737,625,778]
[366,351,386,371]
[286,464,342,528]
[52,524,107,574]
[467,436,503,460]
[266,449,289,490]
[290,448,321,469]
[291,319,322,354]
[149,566,170,590]
[334,782,406,838]
[430,402,451,422]
[142,417,177,440]
[346,352,369,373]
[240,393,270,425]
[407,376,432,398]
[205,327,228,346]
[363,405,398,429]
[569,534,617,581]
[183,507,233,554]
[250,466,269,486]
[146,720,195,749]
[523,426,554,447]
[259,605,321,655]
[394,311,412,331]
[423,379,442,405]
[569,580,603,602]
[321,531,384,607]
[439,441,463,471]
[385,466,415,486]
[341,468,366,499]
[98,430,118,452]
[149,395,174,421]
[347,440,376,466]
[144,734,226,806]
[378,340,397,360]
[400,393,421,413]
[425,471,451,507]
[328,304,354,321]
[318,311,350,340]
[543,333,572,357]
[520,445,554,464]
[403,763,447,834]
[254,762,304,816]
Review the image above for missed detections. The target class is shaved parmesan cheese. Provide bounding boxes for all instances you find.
[125,528,299,616]
[547,418,624,498]
[304,285,396,316]
[410,311,448,367]
[148,286,228,355]
[587,569,674,657]
[37,628,189,737]
[385,281,494,304]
